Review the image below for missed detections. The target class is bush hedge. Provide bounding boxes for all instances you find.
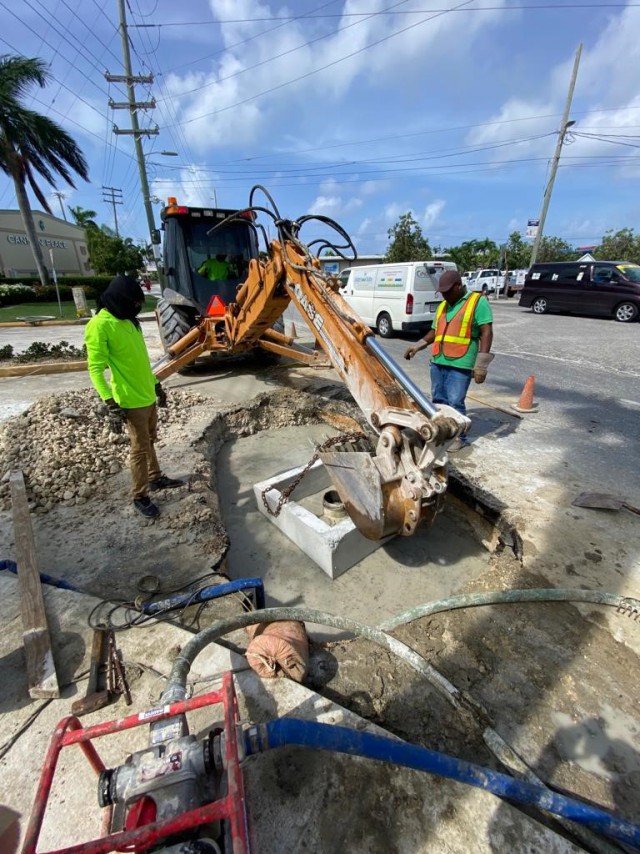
[0,277,114,307]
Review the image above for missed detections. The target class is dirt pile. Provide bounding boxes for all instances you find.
[0,389,210,512]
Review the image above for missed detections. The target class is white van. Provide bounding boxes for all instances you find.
[339,261,456,337]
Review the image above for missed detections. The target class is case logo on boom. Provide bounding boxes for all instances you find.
[294,283,324,333]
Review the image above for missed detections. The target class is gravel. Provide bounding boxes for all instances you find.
[0,389,210,512]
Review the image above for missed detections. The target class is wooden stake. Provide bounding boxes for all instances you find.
[9,471,60,699]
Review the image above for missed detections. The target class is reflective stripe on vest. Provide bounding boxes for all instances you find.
[432,292,481,358]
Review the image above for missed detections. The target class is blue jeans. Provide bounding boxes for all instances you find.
[430,363,473,417]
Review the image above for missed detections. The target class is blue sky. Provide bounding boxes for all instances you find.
[2,0,640,255]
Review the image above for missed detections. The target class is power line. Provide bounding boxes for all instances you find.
[156,0,424,104]
[166,0,479,128]
[135,5,640,25]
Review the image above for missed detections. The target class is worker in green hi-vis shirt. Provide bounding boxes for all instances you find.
[404,269,494,451]
[85,275,184,518]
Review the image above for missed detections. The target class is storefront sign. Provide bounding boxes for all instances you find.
[7,234,68,249]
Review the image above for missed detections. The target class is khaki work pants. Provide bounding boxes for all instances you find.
[124,404,161,499]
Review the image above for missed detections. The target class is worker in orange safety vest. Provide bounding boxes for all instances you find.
[404,269,494,450]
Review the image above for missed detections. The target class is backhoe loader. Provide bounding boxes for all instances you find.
[154,186,469,541]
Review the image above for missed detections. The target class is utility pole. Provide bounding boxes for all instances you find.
[529,43,582,267]
[52,191,67,221]
[102,186,123,236]
[106,0,160,256]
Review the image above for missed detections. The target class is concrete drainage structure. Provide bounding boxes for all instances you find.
[254,459,391,579]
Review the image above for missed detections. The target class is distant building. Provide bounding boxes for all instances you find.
[577,252,597,262]
[0,209,94,278]
[320,253,384,275]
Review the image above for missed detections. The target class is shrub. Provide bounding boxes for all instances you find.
[0,344,14,360]
[0,283,37,306]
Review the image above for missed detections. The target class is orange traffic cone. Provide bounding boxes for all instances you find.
[512,375,538,413]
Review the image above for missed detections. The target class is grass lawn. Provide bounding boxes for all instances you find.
[0,295,158,323]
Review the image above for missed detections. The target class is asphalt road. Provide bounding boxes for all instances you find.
[378,299,640,500]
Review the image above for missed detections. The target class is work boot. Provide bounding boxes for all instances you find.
[148,474,184,491]
[134,496,160,518]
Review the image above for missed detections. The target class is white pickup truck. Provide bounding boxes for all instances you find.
[467,269,504,294]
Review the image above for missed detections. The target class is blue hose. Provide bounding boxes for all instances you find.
[0,559,80,592]
[140,577,265,615]
[246,719,640,849]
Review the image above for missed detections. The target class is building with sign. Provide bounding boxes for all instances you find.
[0,209,94,278]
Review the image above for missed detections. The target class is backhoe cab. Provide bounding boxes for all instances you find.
[157,197,259,350]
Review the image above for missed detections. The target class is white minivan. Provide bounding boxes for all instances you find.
[339,260,457,337]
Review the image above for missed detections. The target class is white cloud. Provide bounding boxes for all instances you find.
[151,167,216,208]
[424,200,445,228]
[384,202,404,221]
[162,0,510,152]
[466,4,640,178]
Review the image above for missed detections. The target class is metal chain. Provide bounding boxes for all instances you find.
[261,430,367,517]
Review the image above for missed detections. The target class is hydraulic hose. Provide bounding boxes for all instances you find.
[141,578,265,615]
[244,719,640,850]
[0,559,79,592]
[379,588,640,631]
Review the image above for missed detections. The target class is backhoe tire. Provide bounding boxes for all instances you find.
[156,298,194,351]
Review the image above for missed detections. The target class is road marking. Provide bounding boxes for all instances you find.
[494,349,640,379]
[620,398,640,409]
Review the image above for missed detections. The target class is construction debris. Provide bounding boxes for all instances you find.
[0,389,209,512]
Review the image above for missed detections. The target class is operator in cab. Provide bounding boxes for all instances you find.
[404,270,494,451]
[197,253,231,280]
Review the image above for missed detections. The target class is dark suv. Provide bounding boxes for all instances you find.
[519,261,640,322]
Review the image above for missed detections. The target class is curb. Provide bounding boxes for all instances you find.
[0,360,88,378]
[0,315,157,329]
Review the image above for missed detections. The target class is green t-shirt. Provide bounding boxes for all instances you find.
[431,291,493,371]
[85,310,157,409]
[198,258,229,280]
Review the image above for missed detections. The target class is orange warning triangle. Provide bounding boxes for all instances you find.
[206,295,226,317]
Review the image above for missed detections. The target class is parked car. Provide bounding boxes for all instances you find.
[519,261,640,322]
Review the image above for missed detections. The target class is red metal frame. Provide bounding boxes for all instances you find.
[22,672,249,854]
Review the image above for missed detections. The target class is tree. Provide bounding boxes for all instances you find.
[535,236,577,263]
[68,205,97,229]
[87,228,144,275]
[445,238,500,271]
[596,228,640,264]
[504,232,531,269]
[0,55,89,286]
[385,212,431,262]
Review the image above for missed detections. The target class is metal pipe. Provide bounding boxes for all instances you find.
[365,337,438,417]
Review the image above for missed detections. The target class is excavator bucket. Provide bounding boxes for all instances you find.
[320,450,405,541]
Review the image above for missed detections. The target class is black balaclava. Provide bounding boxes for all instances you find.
[97,275,145,328]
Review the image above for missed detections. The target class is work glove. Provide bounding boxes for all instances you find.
[155,382,167,408]
[473,352,495,384]
[104,398,127,433]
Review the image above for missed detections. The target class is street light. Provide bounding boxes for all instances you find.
[142,151,179,249]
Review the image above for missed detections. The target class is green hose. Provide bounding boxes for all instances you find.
[162,594,635,854]
[379,588,640,631]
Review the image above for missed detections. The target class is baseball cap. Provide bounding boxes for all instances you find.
[437,270,463,293]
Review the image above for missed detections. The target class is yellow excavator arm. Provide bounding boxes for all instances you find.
[153,196,469,539]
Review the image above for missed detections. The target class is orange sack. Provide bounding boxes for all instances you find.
[246,620,309,682]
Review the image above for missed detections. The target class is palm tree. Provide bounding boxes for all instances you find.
[0,55,89,286]
[68,205,97,229]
